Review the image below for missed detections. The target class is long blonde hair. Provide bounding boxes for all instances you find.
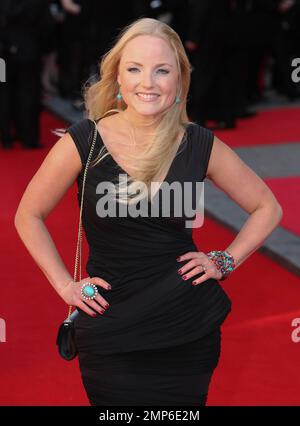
[84,17,193,204]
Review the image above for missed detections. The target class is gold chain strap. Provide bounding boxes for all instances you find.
[67,120,98,320]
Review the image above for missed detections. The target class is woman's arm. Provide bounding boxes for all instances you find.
[15,132,111,316]
[14,132,82,296]
[206,136,283,269]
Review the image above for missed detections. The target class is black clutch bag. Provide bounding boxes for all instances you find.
[56,309,79,360]
[56,120,98,361]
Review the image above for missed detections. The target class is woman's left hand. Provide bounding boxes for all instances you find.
[177,251,223,285]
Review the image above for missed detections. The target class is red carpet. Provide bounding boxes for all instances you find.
[214,107,300,147]
[264,177,300,237]
[1,110,300,405]
[213,107,300,237]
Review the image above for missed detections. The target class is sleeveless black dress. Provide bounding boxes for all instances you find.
[66,118,232,406]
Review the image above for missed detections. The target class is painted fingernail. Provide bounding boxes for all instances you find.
[92,313,97,317]
[176,257,181,261]
[178,269,183,275]
[182,275,188,280]
[107,284,112,290]
[104,303,110,309]
[192,281,197,285]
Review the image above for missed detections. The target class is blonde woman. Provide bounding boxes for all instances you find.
[15,18,282,406]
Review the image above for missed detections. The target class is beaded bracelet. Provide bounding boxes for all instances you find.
[206,250,236,281]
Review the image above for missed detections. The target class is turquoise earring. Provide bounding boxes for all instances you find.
[117,91,122,101]
[175,95,181,104]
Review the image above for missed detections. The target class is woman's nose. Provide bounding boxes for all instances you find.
[141,71,154,88]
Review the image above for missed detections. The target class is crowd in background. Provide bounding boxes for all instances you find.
[0,0,299,149]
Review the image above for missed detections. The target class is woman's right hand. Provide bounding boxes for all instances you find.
[59,277,112,317]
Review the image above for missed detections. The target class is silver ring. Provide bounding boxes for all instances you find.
[80,282,98,301]
[201,265,206,273]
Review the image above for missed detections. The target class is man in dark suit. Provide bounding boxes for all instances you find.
[185,0,238,128]
[0,0,51,149]
[58,0,134,109]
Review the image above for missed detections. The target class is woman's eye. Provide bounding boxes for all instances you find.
[127,68,169,74]
[157,69,169,74]
[127,67,139,72]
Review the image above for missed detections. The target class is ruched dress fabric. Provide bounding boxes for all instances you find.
[66,118,232,406]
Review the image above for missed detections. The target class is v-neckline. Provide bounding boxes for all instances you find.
[90,118,190,199]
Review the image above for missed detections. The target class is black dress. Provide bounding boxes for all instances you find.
[66,118,232,406]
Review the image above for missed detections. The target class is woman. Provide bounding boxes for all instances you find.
[14,18,283,406]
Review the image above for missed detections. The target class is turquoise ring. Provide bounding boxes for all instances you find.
[80,282,98,301]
